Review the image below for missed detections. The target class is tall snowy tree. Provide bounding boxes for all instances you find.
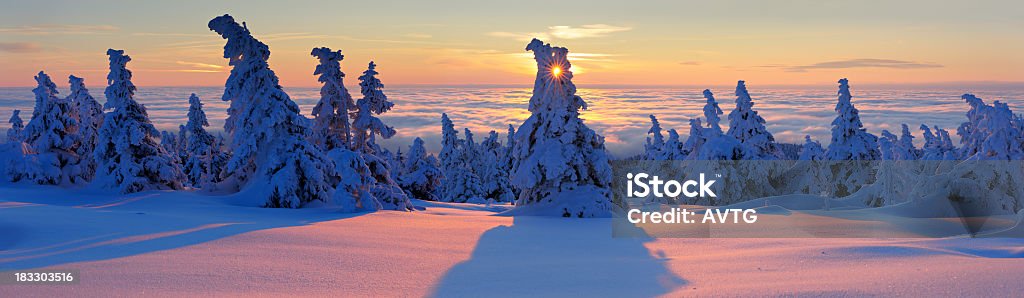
[824,79,879,196]
[826,78,880,160]
[703,89,723,135]
[644,115,665,160]
[182,93,219,188]
[438,113,482,202]
[661,128,685,160]
[352,61,396,154]
[682,118,705,158]
[94,49,185,193]
[509,39,612,217]
[67,75,103,181]
[477,130,515,202]
[957,94,1023,160]
[349,61,412,210]
[209,15,338,208]
[894,124,919,160]
[7,110,23,143]
[22,71,86,185]
[726,81,779,159]
[310,47,355,150]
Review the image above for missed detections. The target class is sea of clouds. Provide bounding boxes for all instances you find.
[1,85,1020,157]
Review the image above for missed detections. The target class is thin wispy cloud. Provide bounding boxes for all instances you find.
[548,24,631,39]
[0,24,119,35]
[489,24,632,41]
[679,61,701,66]
[175,61,225,70]
[762,58,943,72]
[0,42,41,53]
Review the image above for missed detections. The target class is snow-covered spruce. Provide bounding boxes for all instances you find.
[209,15,338,208]
[398,137,443,201]
[644,115,665,160]
[508,39,612,218]
[894,124,919,160]
[826,78,880,160]
[726,81,780,159]
[352,61,396,153]
[350,61,412,210]
[682,118,705,158]
[310,47,355,151]
[823,78,879,196]
[7,110,23,143]
[920,125,957,160]
[67,75,103,181]
[438,113,483,202]
[22,71,87,185]
[687,90,751,161]
[477,130,515,202]
[799,135,825,161]
[182,93,221,188]
[94,49,185,193]
[703,89,724,136]
[957,93,1023,160]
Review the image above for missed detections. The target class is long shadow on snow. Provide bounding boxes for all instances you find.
[430,216,686,297]
[0,184,365,270]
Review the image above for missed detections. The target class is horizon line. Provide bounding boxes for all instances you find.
[1,81,1022,89]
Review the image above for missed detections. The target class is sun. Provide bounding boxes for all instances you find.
[551,66,562,77]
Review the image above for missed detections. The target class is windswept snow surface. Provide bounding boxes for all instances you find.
[2,185,1024,296]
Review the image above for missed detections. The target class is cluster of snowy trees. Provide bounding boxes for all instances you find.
[643,78,1024,164]
[640,78,1024,213]
[436,114,516,203]
[11,14,1021,217]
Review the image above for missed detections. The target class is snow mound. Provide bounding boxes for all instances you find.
[499,185,611,218]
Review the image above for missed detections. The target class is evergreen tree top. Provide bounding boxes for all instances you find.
[8,110,21,125]
[311,47,345,81]
[104,49,136,110]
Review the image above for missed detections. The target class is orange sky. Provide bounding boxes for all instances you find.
[0,1,1021,88]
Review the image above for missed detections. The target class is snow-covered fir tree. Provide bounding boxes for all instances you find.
[794,135,831,196]
[826,78,880,160]
[477,130,515,202]
[923,125,958,161]
[502,124,517,176]
[726,81,779,159]
[94,49,185,193]
[799,135,825,161]
[661,129,685,160]
[894,124,919,160]
[824,79,879,196]
[682,118,705,158]
[182,93,220,188]
[310,47,355,150]
[644,115,665,160]
[398,137,442,201]
[348,61,412,210]
[957,94,1023,160]
[209,15,338,208]
[352,61,396,153]
[7,110,23,143]
[879,130,899,160]
[509,39,612,217]
[703,89,724,135]
[22,71,86,185]
[67,75,103,181]
[438,114,483,202]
